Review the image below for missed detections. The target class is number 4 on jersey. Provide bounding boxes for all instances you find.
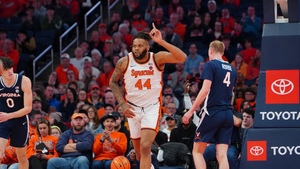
[135,79,151,90]
[223,72,231,87]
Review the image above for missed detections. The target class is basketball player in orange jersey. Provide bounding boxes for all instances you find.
[0,57,33,169]
[110,23,187,169]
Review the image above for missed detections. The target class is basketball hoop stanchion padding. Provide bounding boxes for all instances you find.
[239,1,300,169]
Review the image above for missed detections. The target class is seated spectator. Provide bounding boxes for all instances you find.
[92,113,128,169]
[79,40,90,56]
[0,0,23,18]
[98,23,111,46]
[33,0,47,20]
[162,84,180,109]
[112,111,131,154]
[91,48,107,72]
[184,43,205,75]
[54,0,75,30]
[220,8,235,34]
[96,61,114,91]
[60,88,78,121]
[21,5,41,33]
[66,69,85,91]
[185,14,205,43]
[169,13,186,42]
[79,56,101,84]
[70,47,84,71]
[203,21,223,46]
[44,85,61,112]
[234,72,248,92]
[43,71,59,95]
[76,89,90,109]
[118,23,133,52]
[51,125,62,138]
[107,20,121,37]
[240,37,257,65]
[162,114,177,142]
[242,6,262,37]
[176,5,191,27]
[0,39,19,71]
[207,0,221,24]
[27,119,59,169]
[222,34,236,63]
[121,0,140,21]
[167,0,183,16]
[112,32,128,57]
[144,0,160,21]
[170,116,197,153]
[55,53,79,85]
[87,84,104,110]
[28,110,44,139]
[147,7,169,30]
[86,105,102,136]
[0,140,19,169]
[48,111,69,132]
[32,96,48,118]
[47,113,94,169]
[203,12,214,32]
[160,102,182,132]
[246,49,260,85]
[103,39,116,62]
[40,5,62,34]
[230,21,247,51]
[131,11,148,32]
[187,0,206,17]
[231,53,248,78]
[165,23,183,50]
[89,31,104,54]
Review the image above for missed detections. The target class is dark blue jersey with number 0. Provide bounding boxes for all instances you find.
[0,74,24,113]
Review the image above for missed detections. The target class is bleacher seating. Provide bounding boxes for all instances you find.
[34,30,56,54]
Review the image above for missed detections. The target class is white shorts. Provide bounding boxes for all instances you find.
[127,102,161,139]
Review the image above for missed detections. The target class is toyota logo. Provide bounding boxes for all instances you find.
[271,79,294,95]
[250,146,264,156]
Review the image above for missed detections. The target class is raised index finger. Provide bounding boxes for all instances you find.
[152,23,157,30]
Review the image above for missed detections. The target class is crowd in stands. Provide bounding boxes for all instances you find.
[0,0,262,168]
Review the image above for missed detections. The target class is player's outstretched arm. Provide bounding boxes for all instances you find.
[149,23,187,64]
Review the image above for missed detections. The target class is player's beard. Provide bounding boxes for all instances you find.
[133,49,148,60]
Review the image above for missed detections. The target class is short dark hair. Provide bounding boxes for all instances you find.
[0,57,14,70]
[133,32,151,42]
[243,108,255,118]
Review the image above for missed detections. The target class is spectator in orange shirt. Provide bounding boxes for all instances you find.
[131,11,148,32]
[29,110,44,139]
[240,37,257,65]
[0,39,19,72]
[27,119,59,169]
[92,113,127,169]
[169,13,186,42]
[55,53,79,84]
[118,23,133,51]
[220,8,235,34]
[98,23,111,45]
[0,140,19,169]
[0,0,23,18]
[97,61,114,91]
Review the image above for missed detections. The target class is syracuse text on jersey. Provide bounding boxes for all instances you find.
[131,68,154,78]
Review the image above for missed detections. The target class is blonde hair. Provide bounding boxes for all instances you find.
[209,40,225,54]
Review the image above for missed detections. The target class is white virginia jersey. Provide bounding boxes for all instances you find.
[123,52,163,107]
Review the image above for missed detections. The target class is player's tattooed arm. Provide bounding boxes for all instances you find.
[110,57,126,105]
